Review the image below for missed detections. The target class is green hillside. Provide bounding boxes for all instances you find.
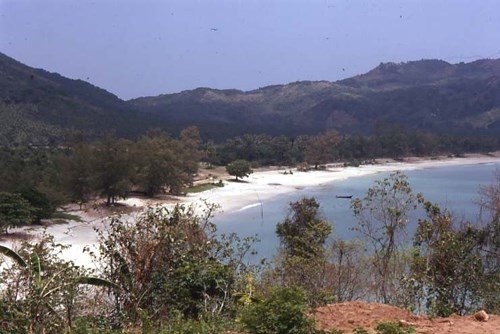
[1,52,499,144]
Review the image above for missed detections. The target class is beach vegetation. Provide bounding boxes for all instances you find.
[305,131,340,169]
[0,191,35,233]
[226,159,253,180]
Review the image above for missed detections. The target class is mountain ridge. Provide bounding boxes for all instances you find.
[1,52,499,144]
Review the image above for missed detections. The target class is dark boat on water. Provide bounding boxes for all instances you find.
[336,195,353,199]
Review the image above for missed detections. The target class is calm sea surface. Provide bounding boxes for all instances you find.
[214,162,500,260]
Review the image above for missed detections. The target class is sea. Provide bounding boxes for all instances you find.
[214,162,500,261]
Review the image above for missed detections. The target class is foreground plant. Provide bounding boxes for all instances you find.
[238,286,320,334]
[89,203,258,327]
[0,236,115,333]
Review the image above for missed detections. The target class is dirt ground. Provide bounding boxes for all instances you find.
[312,301,499,333]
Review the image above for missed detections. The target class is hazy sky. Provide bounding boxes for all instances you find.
[2,0,500,99]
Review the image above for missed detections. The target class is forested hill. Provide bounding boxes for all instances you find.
[1,51,500,145]
[130,58,500,139]
[0,52,154,145]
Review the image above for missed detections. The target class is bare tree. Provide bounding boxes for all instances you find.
[351,171,419,304]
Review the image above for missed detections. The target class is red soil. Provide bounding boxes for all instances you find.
[312,301,499,333]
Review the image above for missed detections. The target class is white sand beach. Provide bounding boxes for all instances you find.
[1,155,499,267]
[187,155,500,214]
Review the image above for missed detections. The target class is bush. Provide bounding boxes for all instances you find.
[238,286,318,334]
[226,159,253,180]
[17,187,56,222]
[375,322,415,334]
[353,327,369,334]
[158,315,233,334]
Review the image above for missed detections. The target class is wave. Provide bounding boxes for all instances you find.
[236,203,262,212]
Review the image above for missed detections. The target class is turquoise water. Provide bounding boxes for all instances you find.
[214,162,500,260]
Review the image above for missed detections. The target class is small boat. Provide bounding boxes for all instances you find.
[336,195,353,199]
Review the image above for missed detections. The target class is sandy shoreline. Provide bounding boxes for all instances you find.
[1,154,499,267]
[186,155,500,214]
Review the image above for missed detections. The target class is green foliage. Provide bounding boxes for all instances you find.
[51,211,83,222]
[93,135,133,205]
[238,286,318,334]
[0,191,34,233]
[0,237,113,333]
[91,203,257,325]
[353,327,369,334]
[132,129,201,196]
[328,329,345,334]
[276,197,331,259]
[226,159,253,180]
[17,186,57,222]
[60,136,95,205]
[375,322,415,334]
[185,181,224,193]
[157,315,234,334]
[211,129,500,170]
[409,200,493,316]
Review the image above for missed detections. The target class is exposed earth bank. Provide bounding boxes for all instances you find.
[313,301,499,333]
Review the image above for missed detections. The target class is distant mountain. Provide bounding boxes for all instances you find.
[1,52,499,145]
[130,58,500,139]
[0,52,153,145]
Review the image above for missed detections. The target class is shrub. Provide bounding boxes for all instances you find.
[238,286,318,334]
[375,322,415,334]
[158,315,233,334]
[226,159,253,180]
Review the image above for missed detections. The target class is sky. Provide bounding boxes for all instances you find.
[1,0,500,100]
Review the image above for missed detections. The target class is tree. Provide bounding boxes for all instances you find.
[276,198,331,259]
[328,238,369,302]
[93,135,132,205]
[272,198,333,306]
[226,159,253,181]
[351,172,419,304]
[0,192,34,233]
[305,131,339,169]
[17,187,56,223]
[410,201,487,316]
[179,126,202,175]
[132,131,178,197]
[477,170,500,313]
[60,138,94,207]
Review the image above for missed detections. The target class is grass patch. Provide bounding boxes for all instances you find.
[375,322,415,334]
[185,181,224,193]
[51,211,83,222]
